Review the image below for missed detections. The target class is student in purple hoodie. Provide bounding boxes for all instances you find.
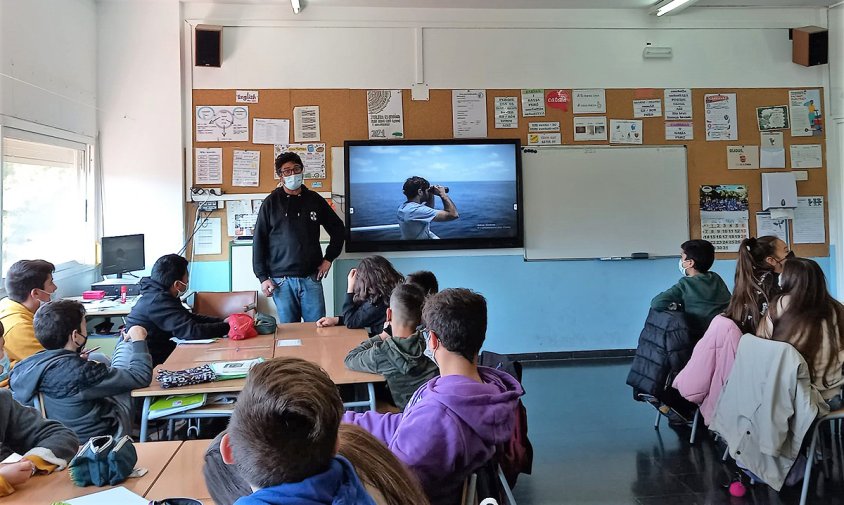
[219,357,376,505]
[343,288,524,505]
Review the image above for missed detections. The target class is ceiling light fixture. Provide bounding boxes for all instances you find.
[291,0,302,15]
[650,0,699,17]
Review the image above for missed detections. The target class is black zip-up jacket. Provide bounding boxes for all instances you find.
[126,278,230,366]
[252,186,345,281]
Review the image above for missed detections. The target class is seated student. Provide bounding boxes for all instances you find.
[316,256,404,336]
[651,239,731,339]
[218,357,378,505]
[343,288,523,505]
[406,270,439,296]
[724,236,791,334]
[344,284,439,410]
[0,388,79,497]
[126,254,230,366]
[0,322,8,388]
[10,300,152,443]
[204,424,429,505]
[758,258,844,408]
[0,260,57,363]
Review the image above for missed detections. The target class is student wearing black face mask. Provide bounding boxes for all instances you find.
[10,300,152,443]
[126,254,230,366]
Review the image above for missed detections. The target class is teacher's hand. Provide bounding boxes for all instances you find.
[261,279,276,298]
[316,260,332,281]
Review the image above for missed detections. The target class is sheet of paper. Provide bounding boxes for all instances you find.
[633,99,662,118]
[367,89,404,139]
[494,96,519,129]
[756,105,789,131]
[665,121,693,141]
[195,147,222,184]
[572,89,606,114]
[755,212,789,245]
[252,199,263,214]
[704,93,738,141]
[252,118,289,145]
[236,90,258,103]
[521,89,545,117]
[529,121,560,132]
[66,486,148,505]
[527,133,562,145]
[770,208,794,220]
[793,196,825,244]
[759,131,785,168]
[664,88,693,120]
[789,89,822,137]
[194,217,221,255]
[609,119,643,144]
[452,89,488,138]
[294,105,321,142]
[573,116,607,141]
[789,144,823,169]
[277,339,303,347]
[727,145,759,169]
[226,199,257,237]
[232,150,260,187]
[196,105,249,142]
[700,184,750,252]
[170,337,217,345]
[275,143,326,179]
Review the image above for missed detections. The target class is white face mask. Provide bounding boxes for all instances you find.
[678,259,688,276]
[423,331,439,367]
[0,353,9,383]
[283,173,304,191]
[175,280,188,298]
[777,274,784,290]
[37,288,56,306]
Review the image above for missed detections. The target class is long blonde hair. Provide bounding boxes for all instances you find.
[338,424,430,505]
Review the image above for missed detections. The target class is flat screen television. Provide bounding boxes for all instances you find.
[101,234,145,277]
[344,139,523,252]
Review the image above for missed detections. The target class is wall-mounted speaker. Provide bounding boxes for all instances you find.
[195,25,222,67]
[792,26,828,67]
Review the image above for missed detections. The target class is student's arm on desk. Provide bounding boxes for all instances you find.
[151,296,230,340]
[650,282,683,310]
[79,339,153,398]
[0,390,78,471]
[344,336,389,374]
[342,409,402,446]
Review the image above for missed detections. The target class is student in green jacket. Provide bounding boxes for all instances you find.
[651,239,731,339]
[344,283,438,410]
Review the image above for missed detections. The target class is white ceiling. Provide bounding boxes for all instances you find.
[177,0,839,7]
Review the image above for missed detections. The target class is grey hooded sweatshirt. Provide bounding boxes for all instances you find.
[0,388,78,469]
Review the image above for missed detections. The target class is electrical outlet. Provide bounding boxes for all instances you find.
[195,200,220,212]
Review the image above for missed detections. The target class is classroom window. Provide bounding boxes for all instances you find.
[1,133,95,275]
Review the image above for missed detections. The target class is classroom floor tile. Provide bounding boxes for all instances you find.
[511,359,844,505]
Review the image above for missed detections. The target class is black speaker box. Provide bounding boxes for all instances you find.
[195,25,222,67]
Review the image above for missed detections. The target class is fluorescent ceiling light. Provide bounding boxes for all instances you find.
[651,0,699,17]
[291,0,301,14]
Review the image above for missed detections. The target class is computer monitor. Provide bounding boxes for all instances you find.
[101,234,145,278]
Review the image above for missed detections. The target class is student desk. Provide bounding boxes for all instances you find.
[132,323,383,442]
[146,439,212,503]
[68,295,139,318]
[6,440,182,504]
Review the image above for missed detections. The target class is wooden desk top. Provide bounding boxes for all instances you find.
[166,334,275,363]
[146,439,212,503]
[275,321,369,340]
[6,441,182,504]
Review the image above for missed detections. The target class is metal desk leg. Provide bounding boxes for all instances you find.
[367,382,376,412]
[139,397,151,442]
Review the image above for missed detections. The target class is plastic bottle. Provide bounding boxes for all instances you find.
[120,285,127,304]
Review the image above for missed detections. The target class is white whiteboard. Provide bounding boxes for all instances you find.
[522,146,689,260]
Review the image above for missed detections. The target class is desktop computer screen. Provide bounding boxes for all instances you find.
[101,234,145,277]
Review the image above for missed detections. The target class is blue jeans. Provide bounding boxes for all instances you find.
[271,275,326,323]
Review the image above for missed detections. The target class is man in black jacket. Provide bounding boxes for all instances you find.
[252,152,344,323]
[126,254,230,365]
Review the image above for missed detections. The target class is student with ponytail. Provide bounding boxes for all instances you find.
[723,236,791,334]
[758,258,844,406]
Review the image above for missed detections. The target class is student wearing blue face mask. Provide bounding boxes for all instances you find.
[126,254,230,366]
[252,152,345,323]
[650,239,731,340]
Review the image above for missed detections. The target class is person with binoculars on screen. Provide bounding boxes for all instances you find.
[396,176,459,240]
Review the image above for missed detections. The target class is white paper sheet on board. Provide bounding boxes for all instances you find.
[452,89,488,138]
[521,89,546,117]
[572,89,606,114]
[704,93,738,141]
[232,150,260,187]
[367,90,405,139]
[252,118,290,145]
[195,147,222,184]
[789,144,823,169]
[196,105,249,142]
[495,96,519,129]
[294,106,321,142]
[194,217,222,255]
[793,196,825,244]
[633,99,662,118]
[573,116,607,141]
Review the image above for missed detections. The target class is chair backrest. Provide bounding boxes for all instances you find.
[34,392,47,418]
[192,291,257,319]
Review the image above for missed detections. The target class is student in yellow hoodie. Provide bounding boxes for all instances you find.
[0,260,56,363]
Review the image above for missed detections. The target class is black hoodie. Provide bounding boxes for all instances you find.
[252,186,344,281]
[125,278,230,366]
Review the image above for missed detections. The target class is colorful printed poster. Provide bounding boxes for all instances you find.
[789,89,823,137]
[609,119,643,144]
[545,90,570,111]
[704,94,738,141]
[700,184,750,252]
[274,143,326,179]
[664,89,693,120]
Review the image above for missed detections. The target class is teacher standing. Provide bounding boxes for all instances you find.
[253,152,345,323]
